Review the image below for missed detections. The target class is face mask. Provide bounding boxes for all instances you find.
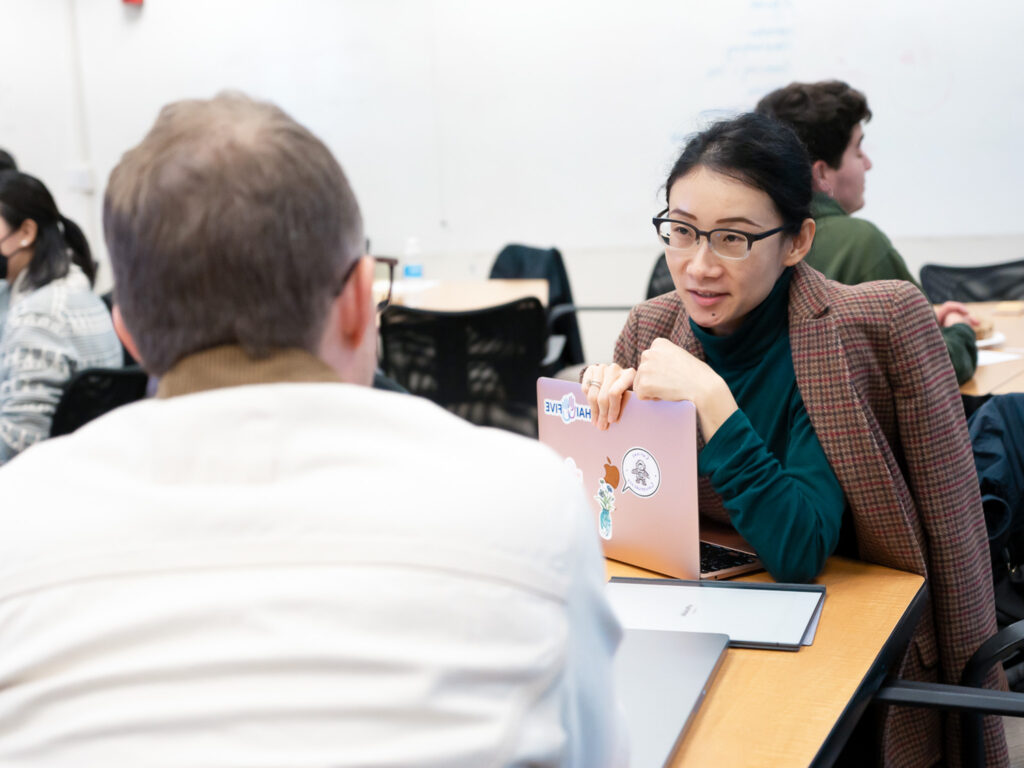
[0,233,12,281]
[0,231,29,281]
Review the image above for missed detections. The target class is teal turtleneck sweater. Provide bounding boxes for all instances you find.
[693,268,845,583]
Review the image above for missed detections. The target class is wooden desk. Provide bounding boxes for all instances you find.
[607,557,926,767]
[387,279,548,312]
[992,368,1024,395]
[960,301,1024,396]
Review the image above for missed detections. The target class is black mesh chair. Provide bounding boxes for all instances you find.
[489,244,584,375]
[49,365,149,437]
[489,244,632,377]
[920,259,1024,303]
[646,253,674,299]
[378,297,547,437]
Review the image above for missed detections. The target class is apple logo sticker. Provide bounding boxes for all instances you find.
[602,457,620,489]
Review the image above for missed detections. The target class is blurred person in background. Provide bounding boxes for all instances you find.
[0,170,121,461]
[757,80,979,384]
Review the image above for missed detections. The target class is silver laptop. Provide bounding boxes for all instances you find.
[615,629,728,767]
[536,377,762,580]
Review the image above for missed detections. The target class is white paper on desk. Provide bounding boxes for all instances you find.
[607,581,824,650]
[977,349,1022,367]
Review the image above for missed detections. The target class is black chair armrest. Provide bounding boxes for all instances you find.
[546,303,633,332]
[962,618,1024,687]
[543,336,567,371]
[875,618,1024,767]
[875,679,1024,716]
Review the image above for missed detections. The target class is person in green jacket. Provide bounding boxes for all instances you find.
[756,80,979,384]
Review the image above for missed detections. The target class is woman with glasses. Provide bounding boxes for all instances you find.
[0,170,122,460]
[585,114,835,584]
[582,113,1004,765]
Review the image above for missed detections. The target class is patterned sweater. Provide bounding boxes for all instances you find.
[0,265,122,462]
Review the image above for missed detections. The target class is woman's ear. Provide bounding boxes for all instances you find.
[17,219,37,247]
[782,218,816,267]
[111,305,143,367]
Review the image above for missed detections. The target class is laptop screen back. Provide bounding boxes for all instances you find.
[536,377,701,579]
[615,629,728,766]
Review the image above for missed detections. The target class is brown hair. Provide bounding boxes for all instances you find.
[755,81,871,169]
[103,92,363,375]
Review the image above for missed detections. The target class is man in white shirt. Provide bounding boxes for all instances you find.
[0,92,623,767]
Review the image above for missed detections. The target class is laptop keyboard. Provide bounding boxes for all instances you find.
[700,541,759,574]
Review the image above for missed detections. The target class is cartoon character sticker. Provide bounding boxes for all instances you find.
[621,448,661,498]
[595,457,620,540]
[631,459,651,487]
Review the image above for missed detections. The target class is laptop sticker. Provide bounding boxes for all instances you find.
[596,457,620,540]
[622,448,661,498]
[542,392,592,424]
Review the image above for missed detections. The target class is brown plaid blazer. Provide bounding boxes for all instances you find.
[612,262,1007,768]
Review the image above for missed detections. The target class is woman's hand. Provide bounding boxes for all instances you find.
[934,300,978,329]
[633,338,738,440]
[582,363,636,430]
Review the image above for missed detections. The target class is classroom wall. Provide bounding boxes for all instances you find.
[0,2,93,269]
[1,0,1022,360]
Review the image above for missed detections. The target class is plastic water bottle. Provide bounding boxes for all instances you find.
[402,237,423,279]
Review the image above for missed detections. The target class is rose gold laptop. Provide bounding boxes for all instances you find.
[536,377,762,580]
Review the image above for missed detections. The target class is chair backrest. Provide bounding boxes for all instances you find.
[646,253,674,299]
[489,244,584,368]
[378,297,547,436]
[967,393,1024,626]
[49,365,150,437]
[920,259,1024,303]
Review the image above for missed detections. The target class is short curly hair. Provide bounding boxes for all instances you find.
[755,81,871,170]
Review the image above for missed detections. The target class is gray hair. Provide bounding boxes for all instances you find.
[104,91,363,375]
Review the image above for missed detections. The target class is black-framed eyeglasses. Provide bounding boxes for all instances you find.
[336,255,399,311]
[371,256,397,311]
[652,210,787,262]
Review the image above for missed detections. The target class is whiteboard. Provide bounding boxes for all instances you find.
[2,0,1023,269]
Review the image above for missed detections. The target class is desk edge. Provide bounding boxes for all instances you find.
[810,578,929,767]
